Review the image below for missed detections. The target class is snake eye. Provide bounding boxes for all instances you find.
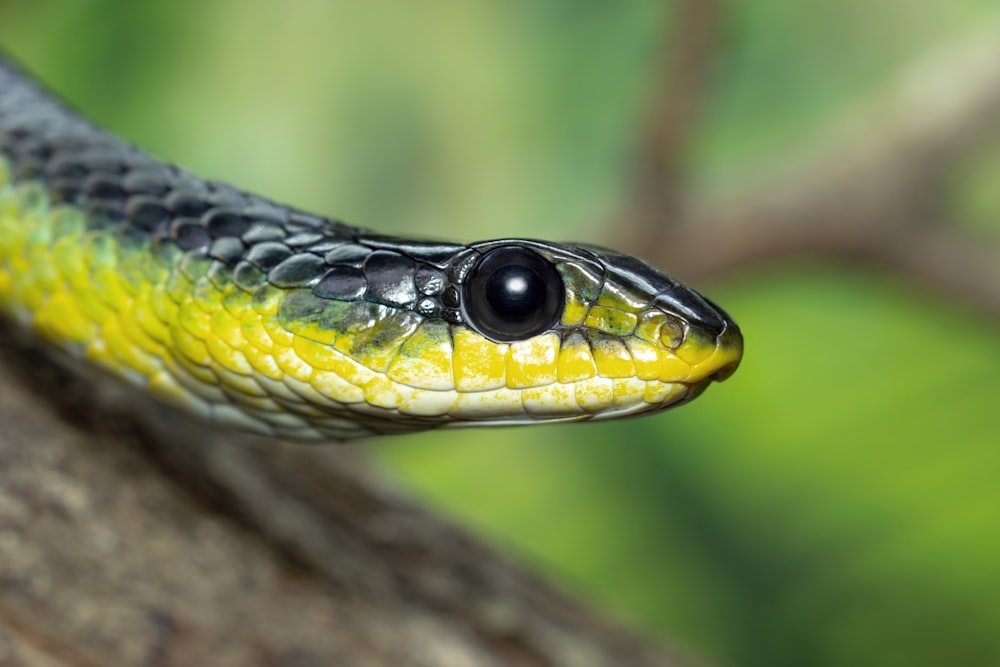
[462,246,565,342]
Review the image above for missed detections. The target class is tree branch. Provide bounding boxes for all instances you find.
[619,0,723,251]
[0,330,697,667]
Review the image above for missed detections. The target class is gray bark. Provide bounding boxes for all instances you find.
[0,330,696,667]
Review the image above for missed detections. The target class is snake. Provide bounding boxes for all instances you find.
[0,54,743,441]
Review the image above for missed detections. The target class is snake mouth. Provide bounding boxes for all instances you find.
[707,322,744,382]
[673,317,744,387]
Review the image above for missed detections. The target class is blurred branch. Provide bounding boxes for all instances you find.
[0,332,697,667]
[619,20,1000,318]
[620,0,723,250]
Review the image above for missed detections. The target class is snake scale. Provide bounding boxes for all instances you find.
[0,54,742,440]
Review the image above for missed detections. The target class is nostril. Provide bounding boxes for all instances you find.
[658,317,685,349]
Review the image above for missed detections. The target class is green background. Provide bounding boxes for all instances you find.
[3,2,1000,665]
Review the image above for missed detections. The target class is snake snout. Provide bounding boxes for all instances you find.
[660,290,743,385]
[708,322,744,382]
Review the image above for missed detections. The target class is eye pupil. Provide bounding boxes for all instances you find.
[486,266,543,320]
[461,246,565,342]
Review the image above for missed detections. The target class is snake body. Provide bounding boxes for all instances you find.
[0,55,742,440]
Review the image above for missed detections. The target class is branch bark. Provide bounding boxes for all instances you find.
[0,331,697,667]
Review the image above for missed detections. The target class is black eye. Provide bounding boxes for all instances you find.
[461,246,565,342]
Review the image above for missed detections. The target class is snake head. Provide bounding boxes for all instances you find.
[448,240,744,424]
[271,236,742,436]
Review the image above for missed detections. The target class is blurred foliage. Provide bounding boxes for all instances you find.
[3,2,1000,666]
